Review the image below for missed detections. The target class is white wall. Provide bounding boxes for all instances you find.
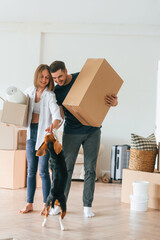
[0,0,160,25]
[0,22,160,174]
[0,28,41,104]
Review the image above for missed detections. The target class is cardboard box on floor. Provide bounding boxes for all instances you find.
[1,95,29,127]
[0,150,27,189]
[63,58,124,127]
[121,169,160,210]
[0,110,27,150]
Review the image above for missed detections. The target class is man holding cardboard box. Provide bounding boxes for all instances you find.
[49,60,119,218]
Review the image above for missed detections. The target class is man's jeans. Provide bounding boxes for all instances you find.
[63,129,101,207]
[26,123,51,203]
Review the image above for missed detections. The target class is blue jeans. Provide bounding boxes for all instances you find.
[63,129,101,207]
[26,123,51,203]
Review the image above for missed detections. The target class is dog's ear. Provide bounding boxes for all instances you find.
[53,139,62,155]
[36,142,48,157]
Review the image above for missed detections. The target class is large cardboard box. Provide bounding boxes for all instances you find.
[0,150,27,189]
[0,122,18,150]
[0,123,26,150]
[63,58,123,127]
[1,95,29,127]
[121,169,160,210]
[0,111,26,149]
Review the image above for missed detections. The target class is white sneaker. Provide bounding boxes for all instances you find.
[49,206,61,215]
[84,207,95,218]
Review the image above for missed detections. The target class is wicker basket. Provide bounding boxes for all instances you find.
[129,148,157,172]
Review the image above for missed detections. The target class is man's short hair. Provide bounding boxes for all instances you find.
[50,61,66,73]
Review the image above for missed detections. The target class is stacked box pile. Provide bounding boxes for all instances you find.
[0,111,27,189]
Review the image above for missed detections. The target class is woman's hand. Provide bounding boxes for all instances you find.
[45,119,61,133]
[104,94,118,107]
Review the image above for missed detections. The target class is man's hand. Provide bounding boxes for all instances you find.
[45,119,61,133]
[104,94,118,107]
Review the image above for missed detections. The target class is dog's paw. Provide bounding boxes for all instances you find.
[42,218,47,227]
[61,226,65,231]
[59,216,65,231]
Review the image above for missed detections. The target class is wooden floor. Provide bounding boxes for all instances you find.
[0,181,160,240]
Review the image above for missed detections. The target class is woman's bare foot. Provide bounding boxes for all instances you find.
[19,203,33,214]
[40,203,46,215]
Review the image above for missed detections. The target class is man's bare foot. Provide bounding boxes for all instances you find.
[19,203,33,214]
[40,203,46,215]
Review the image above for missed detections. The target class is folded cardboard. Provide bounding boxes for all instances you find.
[63,58,123,127]
[1,95,29,127]
[0,150,27,189]
[121,168,160,210]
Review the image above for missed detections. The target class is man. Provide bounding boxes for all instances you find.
[49,61,118,217]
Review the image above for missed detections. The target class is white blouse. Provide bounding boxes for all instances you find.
[25,86,63,150]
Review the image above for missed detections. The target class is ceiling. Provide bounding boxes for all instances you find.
[0,0,160,25]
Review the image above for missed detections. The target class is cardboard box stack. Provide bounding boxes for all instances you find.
[0,111,27,189]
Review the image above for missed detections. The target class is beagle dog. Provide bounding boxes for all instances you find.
[36,133,68,230]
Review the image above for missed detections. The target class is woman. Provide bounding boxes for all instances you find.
[19,64,62,214]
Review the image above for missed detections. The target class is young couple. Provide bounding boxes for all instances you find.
[19,61,118,217]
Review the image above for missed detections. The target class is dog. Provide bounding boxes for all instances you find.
[36,133,68,230]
